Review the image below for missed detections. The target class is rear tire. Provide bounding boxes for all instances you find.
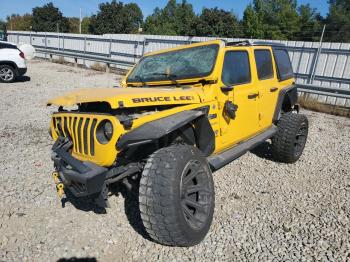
[0,65,16,83]
[139,144,215,246]
[271,113,308,163]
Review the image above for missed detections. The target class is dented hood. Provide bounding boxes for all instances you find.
[47,87,203,108]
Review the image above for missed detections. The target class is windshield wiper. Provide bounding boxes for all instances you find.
[150,73,180,87]
[134,75,148,87]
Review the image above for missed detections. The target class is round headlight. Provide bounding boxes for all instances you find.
[96,120,113,144]
[103,121,113,140]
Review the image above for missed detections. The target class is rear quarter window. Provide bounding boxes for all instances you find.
[273,48,294,81]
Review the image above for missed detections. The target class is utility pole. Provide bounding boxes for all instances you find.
[79,8,82,34]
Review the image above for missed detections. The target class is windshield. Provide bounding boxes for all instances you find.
[127,44,219,84]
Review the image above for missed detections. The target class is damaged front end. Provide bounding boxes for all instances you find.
[51,136,142,208]
[49,109,144,208]
[47,86,205,208]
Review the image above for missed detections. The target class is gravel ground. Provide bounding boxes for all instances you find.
[0,60,349,262]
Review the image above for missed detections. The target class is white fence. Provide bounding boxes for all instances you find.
[8,31,350,107]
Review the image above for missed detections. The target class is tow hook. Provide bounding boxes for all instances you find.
[52,171,65,198]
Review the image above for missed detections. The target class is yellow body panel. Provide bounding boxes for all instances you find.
[47,87,202,108]
[51,112,125,166]
[48,40,295,167]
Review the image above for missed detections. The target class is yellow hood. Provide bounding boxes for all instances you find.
[47,87,203,108]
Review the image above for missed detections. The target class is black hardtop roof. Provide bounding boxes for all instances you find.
[224,40,286,48]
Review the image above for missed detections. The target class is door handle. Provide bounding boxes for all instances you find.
[248,93,259,99]
[270,87,278,92]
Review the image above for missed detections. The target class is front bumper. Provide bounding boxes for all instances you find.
[52,137,107,197]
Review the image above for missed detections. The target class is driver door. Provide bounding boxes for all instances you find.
[218,48,260,149]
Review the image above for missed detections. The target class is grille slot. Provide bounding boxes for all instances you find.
[53,115,96,156]
[72,117,78,152]
[83,118,90,155]
[77,118,83,153]
[90,119,97,156]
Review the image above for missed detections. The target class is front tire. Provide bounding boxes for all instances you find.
[139,144,215,246]
[271,113,308,163]
[0,65,16,83]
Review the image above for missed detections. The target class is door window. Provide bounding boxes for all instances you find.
[254,50,274,80]
[222,51,251,86]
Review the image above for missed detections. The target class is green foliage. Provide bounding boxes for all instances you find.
[144,0,197,35]
[81,17,91,34]
[196,8,242,37]
[32,2,69,32]
[326,0,350,42]
[89,1,143,34]
[0,20,6,30]
[242,0,300,40]
[298,4,323,41]
[6,14,33,31]
[67,17,80,34]
[242,4,264,39]
[4,0,350,42]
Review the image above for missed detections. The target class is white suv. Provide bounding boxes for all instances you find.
[0,41,27,83]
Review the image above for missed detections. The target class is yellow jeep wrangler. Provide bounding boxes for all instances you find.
[48,40,308,246]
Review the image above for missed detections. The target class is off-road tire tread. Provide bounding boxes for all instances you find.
[272,113,308,163]
[139,144,213,246]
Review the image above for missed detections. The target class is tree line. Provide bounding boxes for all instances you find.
[1,0,350,42]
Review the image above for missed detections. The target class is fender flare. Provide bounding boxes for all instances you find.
[273,84,298,122]
[117,110,215,156]
[0,60,18,70]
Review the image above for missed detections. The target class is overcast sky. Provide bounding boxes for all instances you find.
[0,0,329,20]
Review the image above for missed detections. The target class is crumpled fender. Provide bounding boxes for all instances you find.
[117,110,215,156]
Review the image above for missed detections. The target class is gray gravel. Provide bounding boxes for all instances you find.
[0,60,349,262]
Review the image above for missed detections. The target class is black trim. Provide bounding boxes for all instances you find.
[208,126,278,171]
[51,137,107,197]
[273,85,298,122]
[193,116,215,156]
[253,41,286,47]
[117,110,215,154]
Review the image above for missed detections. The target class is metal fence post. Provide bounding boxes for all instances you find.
[107,37,112,72]
[309,25,326,84]
[109,37,112,58]
[134,42,138,63]
[45,33,47,59]
[142,39,147,56]
[83,36,87,66]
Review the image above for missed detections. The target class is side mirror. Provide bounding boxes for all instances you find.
[221,85,234,92]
